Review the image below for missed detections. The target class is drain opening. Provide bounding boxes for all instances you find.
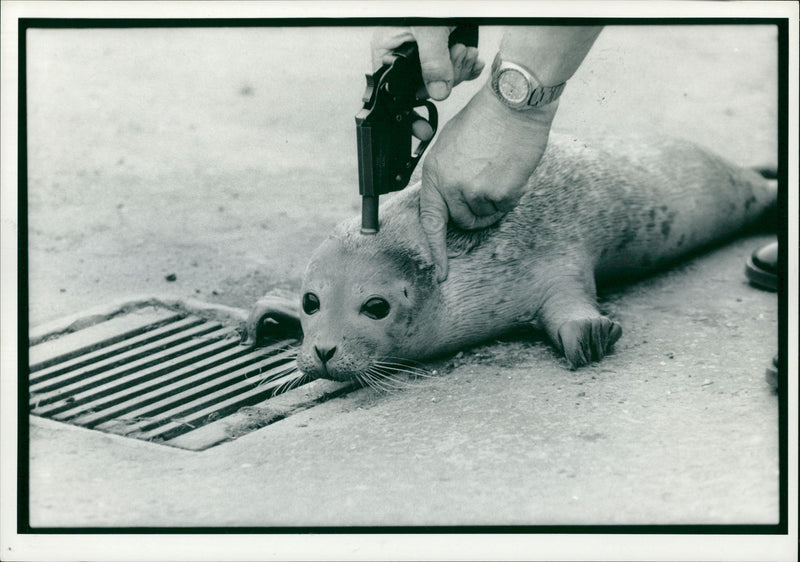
[29,302,355,450]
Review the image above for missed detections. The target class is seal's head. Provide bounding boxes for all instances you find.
[296,215,439,383]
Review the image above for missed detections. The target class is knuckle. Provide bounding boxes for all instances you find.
[419,59,454,80]
[494,196,519,212]
[449,43,466,60]
[451,209,478,230]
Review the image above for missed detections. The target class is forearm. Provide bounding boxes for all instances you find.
[499,26,602,85]
[417,25,602,280]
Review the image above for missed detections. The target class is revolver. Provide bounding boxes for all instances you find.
[355,25,479,234]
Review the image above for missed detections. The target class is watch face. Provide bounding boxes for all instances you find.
[497,68,530,105]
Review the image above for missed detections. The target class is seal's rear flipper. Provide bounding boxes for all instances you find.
[245,293,303,346]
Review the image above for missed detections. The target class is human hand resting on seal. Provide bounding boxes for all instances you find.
[249,25,777,376]
[373,26,602,282]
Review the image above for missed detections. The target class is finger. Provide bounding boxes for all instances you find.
[470,192,519,218]
[471,58,486,80]
[419,183,450,282]
[449,43,467,86]
[370,27,415,69]
[451,45,484,86]
[463,210,507,230]
[381,53,398,67]
[448,198,505,230]
[462,47,485,81]
[446,197,478,230]
[464,195,498,218]
[448,199,505,230]
[411,118,434,142]
[410,26,454,100]
[486,193,522,213]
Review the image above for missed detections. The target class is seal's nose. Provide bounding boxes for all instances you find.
[314,345,337,364]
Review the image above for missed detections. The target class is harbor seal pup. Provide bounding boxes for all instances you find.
[248,134,776,379]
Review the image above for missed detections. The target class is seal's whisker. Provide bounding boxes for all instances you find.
[365,369,397,392]
[359,370,385,392]
[271,374,293,394]
[382,356,428,368]
[269,366,306,394]
[368,368,414,390]
[364,368,402,393]
[380,357,430,373]
[377,376,414,390]
[284,370,310,393]
[375,357,431,371]
[357,368,378,389]
[373,361,434,379]
[254,347,300,390]
[374,361,429,373]
[269,345,299,358]
[353,372,369,390]
[360,370,390,393]
[381,367,435,380]
[371,366,414,384]
[257,364,297,389]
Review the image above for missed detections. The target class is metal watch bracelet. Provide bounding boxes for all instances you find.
[490,54,566,110]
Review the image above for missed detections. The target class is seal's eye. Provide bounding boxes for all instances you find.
[302,292,320,315]
[361,297,390,320]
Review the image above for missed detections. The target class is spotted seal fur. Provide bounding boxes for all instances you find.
[248,133,776,379]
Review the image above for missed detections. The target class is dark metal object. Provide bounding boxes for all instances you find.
[355,25,478,234]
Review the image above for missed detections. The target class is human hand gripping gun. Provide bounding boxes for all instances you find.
[355,26,479,234]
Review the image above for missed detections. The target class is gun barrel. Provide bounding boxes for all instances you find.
[361,196,379,234]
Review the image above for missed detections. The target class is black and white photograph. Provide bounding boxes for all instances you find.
[1,1,797,561]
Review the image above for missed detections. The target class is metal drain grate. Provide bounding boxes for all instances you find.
[28,300,355,450]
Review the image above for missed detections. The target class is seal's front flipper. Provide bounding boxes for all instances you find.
[535,269,622,369]
[245,292,302,346]
[557,316,622,369]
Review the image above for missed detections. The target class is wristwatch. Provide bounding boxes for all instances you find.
[490,53,566,110]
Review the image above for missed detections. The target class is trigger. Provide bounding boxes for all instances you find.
[411,115,434,142]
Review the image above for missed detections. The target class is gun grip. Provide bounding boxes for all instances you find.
[357,24,479,235]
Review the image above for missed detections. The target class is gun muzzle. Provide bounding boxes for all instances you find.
[361,196,379,234]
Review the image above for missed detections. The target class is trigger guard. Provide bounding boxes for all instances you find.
[410,101,438,158]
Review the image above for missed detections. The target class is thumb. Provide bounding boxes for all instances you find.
[419,183,450,282]
[410,26,455,101]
